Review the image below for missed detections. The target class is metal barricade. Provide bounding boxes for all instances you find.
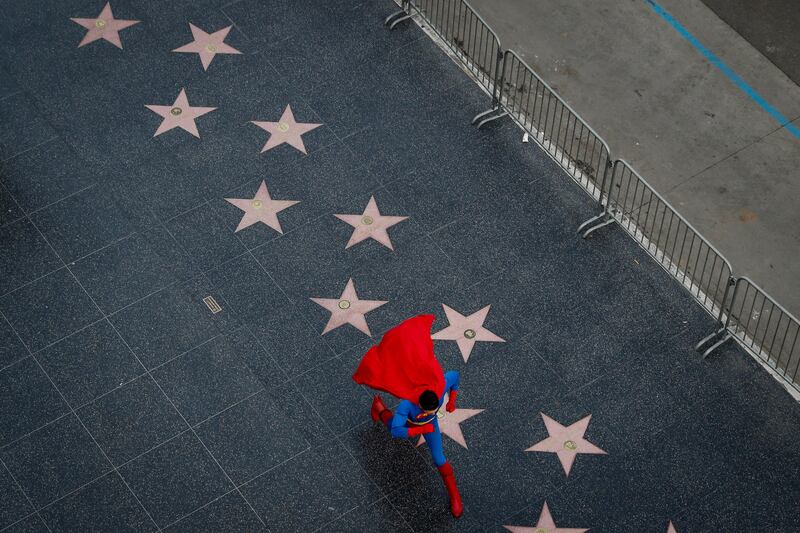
[386,0,503,106]
[488,50,614,205]
[382,3,799,393]
[581,160,734,323]
[697,278,800,392]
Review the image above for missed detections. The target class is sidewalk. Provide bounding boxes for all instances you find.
[469,0,800,316]
[0,0,798,531]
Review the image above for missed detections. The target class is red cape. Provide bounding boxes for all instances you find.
[352,314,445,403]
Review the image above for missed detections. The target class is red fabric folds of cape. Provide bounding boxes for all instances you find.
[352,314,445,403]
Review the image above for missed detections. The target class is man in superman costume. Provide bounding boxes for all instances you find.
[353,314,463,518]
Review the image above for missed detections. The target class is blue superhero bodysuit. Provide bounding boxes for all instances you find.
[381,370,459,466]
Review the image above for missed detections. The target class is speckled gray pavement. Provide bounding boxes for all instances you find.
[0,1,798,532]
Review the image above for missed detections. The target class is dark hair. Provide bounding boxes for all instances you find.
[418,390,439,411]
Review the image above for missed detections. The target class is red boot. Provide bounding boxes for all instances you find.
[370,395,393,424]
[437,461,463,518]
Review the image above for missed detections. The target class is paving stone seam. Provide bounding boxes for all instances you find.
[1,88,63,163]
[309,495,395,533]
[0,456,50,533]
[61,368,150,412]
[218,2,257,42]
[0,133,58,165]
[495,482,571,529]
[157,488,244,531]
[142,330,230,374]
[287,353,349,386]
[103,273,216,322]
[36,471,138,523]
[0,216,174,300]
[0,89,25,104]
[0,214,25,231]
[9,315,106,365]
[310,502,390,533]
[0,511,46,533]
[19,182,98,220]
[0,265,74,301]
[0,393,73,454]
[0,182,25,229]
[516,331,575,385]
[218,4,244,39]
[0,352,32,376]
[189,386,268,432]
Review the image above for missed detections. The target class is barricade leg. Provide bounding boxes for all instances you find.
[386,11,413,29]
[472,107,508,128]
[578,212,614,238]
[385,0,412,29]
[696,330,733,358]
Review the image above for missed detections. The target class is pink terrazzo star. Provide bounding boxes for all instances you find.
[224,181,299,233]
[431,304,505,362]
[145,89,216,138]
[251,104,322,154]
[334,196,408,250]
[525,413,606,475]
[416,393,483,449]
[667,521,678,533]
[173,24,242,71]
[503,502,588,533]
[310,279,387,336]
[71,2,139,49]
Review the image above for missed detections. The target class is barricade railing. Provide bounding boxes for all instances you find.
[582,160,734,321]
[697,278,800,391]
[387,0,503,105]
[383,1,799,394]
[491,50,613,206]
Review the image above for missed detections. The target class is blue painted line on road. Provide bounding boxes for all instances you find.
[644,0,800,140]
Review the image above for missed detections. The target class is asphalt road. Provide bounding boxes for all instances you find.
[701,0,800,85]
